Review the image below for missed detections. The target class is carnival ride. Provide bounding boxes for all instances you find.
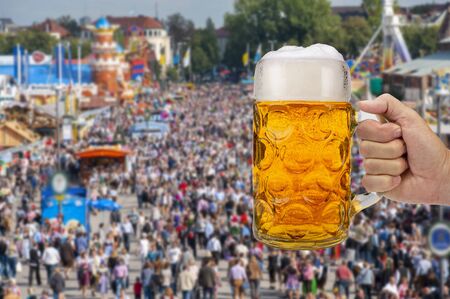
[76,145,131,180]
[350,0,412,98]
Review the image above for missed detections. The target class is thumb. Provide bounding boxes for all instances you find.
[358,94,421,127]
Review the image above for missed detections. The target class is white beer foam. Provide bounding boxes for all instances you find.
[262,44,344,61]
[254,44,350,102]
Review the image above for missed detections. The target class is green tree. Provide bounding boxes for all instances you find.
[342,16,372,57]
[166,66,179,82]
[0,30,58,54]
[190,18,219,75]
[402,25,439,58]
[165,13,195,46]
[114,30,125,48]
[57,15,81,37]
[223,0,344,68]
[362,0,382,29]
[66,38,92,58]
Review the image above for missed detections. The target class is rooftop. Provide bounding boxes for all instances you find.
[384,51,450,77]
[31,19,69,38]
[105,15,163,30]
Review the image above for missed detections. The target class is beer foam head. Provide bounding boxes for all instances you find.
[254,44,351,102]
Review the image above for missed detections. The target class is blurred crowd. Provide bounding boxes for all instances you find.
[0,83,448,299]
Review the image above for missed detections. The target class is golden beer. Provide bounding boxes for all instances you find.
[253,100,355,249]
[252,44,382,250]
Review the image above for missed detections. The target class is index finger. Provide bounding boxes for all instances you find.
[356,120,402,143]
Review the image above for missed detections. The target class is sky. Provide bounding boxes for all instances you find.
[0,0,448,28]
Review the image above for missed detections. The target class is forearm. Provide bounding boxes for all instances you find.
[438,149,450,206]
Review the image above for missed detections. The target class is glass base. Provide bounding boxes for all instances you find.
[254,227,348,250]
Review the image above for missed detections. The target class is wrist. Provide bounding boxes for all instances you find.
[438,149,450,206]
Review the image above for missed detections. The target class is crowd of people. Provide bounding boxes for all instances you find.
[0,83,448,299]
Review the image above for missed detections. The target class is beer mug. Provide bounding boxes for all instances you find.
[252,44,380,250]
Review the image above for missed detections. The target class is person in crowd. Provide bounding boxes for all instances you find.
[29,242,41,286]
[198,258,216,299]
[97,262,110,299]
[206,234,222,265]
[76,251,91,298]
[59,237,75,279]
[247,255,262,299]
[178,265,196,299]
[42,242,61,284]
[113,258,128,299]
[382,275,400,298]
[267,249,280,290]
[356,262,375,299]
[229,259,248,299]
[134,277,143,299]
[335,260,353,299]
[49,267,65,299]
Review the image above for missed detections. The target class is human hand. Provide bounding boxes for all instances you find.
[357,94,450,205]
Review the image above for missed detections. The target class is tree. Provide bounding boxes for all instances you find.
[362,0,382,29]
[223,0,345,68]
[166,66,179,82]
[66,38,92,58]
[114,30,125,48]
[165,13,195,46]
[342,17,372,58]
[402,25,439,58]
[57,15,81,37]
[0,30,58,54]
[190,18,219,75]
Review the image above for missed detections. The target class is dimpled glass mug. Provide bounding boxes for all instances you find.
[252,44,380,250]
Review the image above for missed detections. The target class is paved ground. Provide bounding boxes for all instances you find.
[15,193,348,298]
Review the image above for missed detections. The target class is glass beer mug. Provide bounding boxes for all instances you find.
[252,44,380,250]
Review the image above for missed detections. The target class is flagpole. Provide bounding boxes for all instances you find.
[77,43,81,86]
[17,44,22,88]
[24,49,28,88]
[58,42,63,86]
[246,43,250,77]
[189,45,192,82]
[269,40,276,51]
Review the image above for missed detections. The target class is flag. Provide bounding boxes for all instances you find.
[66,42,73,84]
[173,53,180,66]
[173,47,180,66]
[242,51,249,67]
[159,53,166,66]
[254,44,262,63]
[183,47,191,68]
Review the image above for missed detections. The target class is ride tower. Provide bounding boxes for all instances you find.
[87,17,121,96]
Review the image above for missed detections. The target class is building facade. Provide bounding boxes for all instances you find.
[31,19,69,40]
[106,16,172,67]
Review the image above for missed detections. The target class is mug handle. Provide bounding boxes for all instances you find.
[350,109,385,218]
[351,192,382,218]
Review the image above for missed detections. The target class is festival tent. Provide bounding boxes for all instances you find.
[41,194,90,232]
[130,121,170,138]
[88,199,122,211]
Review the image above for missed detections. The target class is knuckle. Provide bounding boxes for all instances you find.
[363,159,376,173]
[380,93,397,103]
[359,141,370,156]
[397,158,408,172]
[356,122,370,138]
[361,176,372,190]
